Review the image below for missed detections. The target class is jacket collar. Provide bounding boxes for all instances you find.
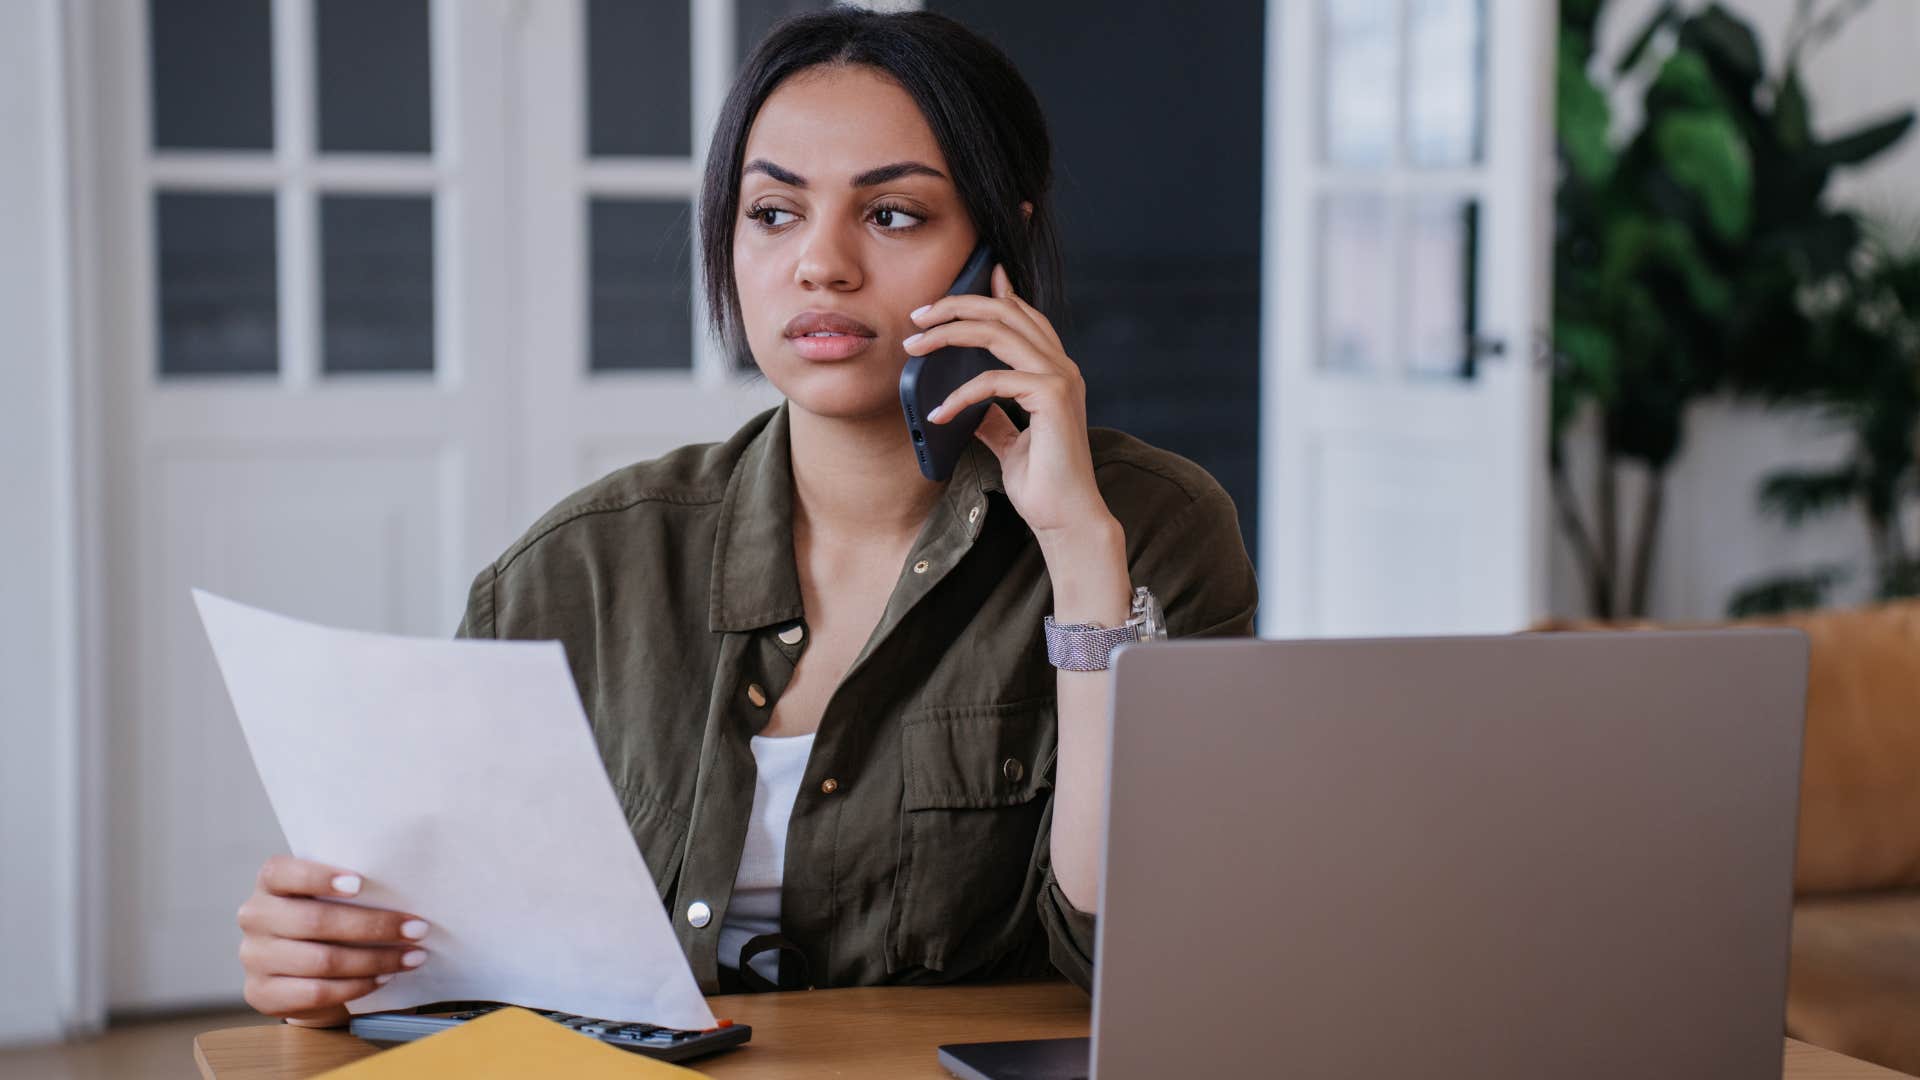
[707,400,1004,633]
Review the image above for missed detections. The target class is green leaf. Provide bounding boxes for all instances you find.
[1557,33,1615,184]
[1554,319,1619,400]
[1813,111,1916,170]
[1757,466,1860,526]
[1601,216,1735,316]
[1616,1,1678,75]
[1655,111,1753,240]
[1774,71,1811,152]
[1727,567,1849,618]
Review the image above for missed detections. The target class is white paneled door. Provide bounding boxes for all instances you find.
[88,0,783,1009]
[1261,0,1554,637]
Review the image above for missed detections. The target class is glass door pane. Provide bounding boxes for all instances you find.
[1318,193,1393,375]
[320,195,436,374]
[149,0,274,150]
[589,199,695,372]
[586,0,691,157]
[155,192,280,376]
[1406,0,1484,168]
[316,0,433,154]
[1322,0,1397,168]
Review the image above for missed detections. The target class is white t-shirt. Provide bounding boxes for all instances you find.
[718,731,816,984]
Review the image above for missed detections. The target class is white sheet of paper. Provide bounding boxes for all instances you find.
[193,589,716,1031]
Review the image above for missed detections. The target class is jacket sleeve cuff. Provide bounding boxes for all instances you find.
[1038,864,1098,992]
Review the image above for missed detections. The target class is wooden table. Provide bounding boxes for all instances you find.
[194,982,1908,1079]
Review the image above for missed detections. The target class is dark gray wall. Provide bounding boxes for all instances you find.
[930,1,1266,563]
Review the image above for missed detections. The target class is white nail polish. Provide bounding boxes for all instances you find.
[402,950,427,968]
[330,874,361,896]
[911,304,932,320]
[904,332,923,346]
[400,919,430,940]
[375,974,394,986]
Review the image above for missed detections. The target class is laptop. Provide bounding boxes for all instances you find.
[940,630,1808,1080]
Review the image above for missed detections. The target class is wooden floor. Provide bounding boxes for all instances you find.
[0,1008,263,1080]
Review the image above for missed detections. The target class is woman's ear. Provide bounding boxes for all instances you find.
[1019,200,1033,224]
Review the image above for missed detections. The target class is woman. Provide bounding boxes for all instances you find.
[235,8,1257,1026]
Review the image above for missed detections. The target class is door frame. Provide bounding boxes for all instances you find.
[0,0,93,1045]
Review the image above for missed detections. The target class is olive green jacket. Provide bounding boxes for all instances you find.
[454,402,1257,994]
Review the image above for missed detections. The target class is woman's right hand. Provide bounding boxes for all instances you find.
[237,855,432,1027]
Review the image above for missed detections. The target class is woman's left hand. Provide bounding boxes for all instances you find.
[910,264,1115,541]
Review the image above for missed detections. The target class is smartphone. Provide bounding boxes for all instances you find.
[899,243,1011,482]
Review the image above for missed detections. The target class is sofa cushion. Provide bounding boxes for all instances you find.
[1779,601,1920,893]
[1788,890,1920,1076]
[1533,599,1920,893]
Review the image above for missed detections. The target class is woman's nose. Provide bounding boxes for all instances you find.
[793,229,862,291]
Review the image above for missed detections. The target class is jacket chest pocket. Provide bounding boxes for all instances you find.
[888,698,1058,975]
[616,786,691,907]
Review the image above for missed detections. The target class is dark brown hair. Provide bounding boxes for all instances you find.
[697,9,1065,368]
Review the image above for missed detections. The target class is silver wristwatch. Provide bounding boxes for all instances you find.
[1043,585,1167,672]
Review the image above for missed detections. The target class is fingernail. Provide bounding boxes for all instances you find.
[904,332,924,347]
[330,874,362,896]
[910,304,932,320]
[402,950,427,968]
[375,974,394,985]
[400,919,430,940]
[927,404,945,421]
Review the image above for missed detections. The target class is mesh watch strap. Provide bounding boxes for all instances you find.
[1043,616,1138,672]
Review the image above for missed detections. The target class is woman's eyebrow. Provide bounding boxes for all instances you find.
[742,158,948,189]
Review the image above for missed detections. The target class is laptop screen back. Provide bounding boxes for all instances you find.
[1091,631,1806,1080]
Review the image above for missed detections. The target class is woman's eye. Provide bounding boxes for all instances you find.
[751,206,796,228]
[873,206,925,231]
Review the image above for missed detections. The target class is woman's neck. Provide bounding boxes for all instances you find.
[787,401,947,550]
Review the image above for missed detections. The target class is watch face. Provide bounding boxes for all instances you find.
[1132,586,1168,641]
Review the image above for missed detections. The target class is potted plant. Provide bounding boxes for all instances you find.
[1552,0,1913,617]
[1730,228,1920,615]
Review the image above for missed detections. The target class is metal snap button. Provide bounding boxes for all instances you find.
[778,624,805,646]
[746,684,768,708]
[912,559,930,574]
[686,900,711,929]
[820,778,839,795]
[1002,758,1024,783]
[967,505,981,524]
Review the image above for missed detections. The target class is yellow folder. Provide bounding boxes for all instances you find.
[315,1007,711,1078]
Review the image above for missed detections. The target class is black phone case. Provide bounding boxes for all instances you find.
[899,244,1010,481]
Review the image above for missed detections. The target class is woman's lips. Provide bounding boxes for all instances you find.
[788,332,877,361]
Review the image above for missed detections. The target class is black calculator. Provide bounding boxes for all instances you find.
[348,1002,751,1063]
